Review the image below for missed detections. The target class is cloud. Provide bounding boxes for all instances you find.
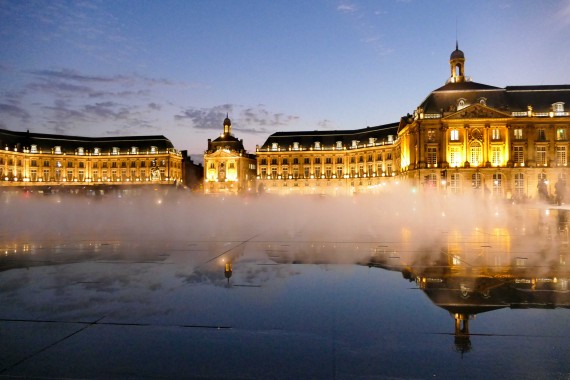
[175,104,300,134]
[148,102,162,111]
[0,103,31,121]
[556,0,570,27]
[337,3,358,13]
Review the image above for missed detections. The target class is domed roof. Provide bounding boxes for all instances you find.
[223,114,231,126]
[450,42,464,60]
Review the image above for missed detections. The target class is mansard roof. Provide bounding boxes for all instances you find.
[419,82,570,115]
[260,122,399,150]
[0,128,175,153]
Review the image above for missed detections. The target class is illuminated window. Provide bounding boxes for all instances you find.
[450,129,459,141]
[386,163,393,175]
[314,142,321,150]
[470,143,482,166]
[513,128,523,139]
[271,142,278,151]
[491,129,500,140]
[131,146,138,154]
[77,147,84,155]
[150,146,158,154]
[31,144,38,153]
[491,146,502,166]
[557,129,567,140]
[556,146,567,166]
[336,141,343,149]
[351,140,358,148]
[513,146,524,164]
[293,142,299,150]
[386,153,392,160]
[112,147,119,155]
[336,166,343,178]
[553,102,565,113]
[93,147,100,155]
[536,146,547,166]
[427,129,436,142]
[457,98,467,110]
[54,146,62,154]
[449,146,461,167]
[427,147,437,166]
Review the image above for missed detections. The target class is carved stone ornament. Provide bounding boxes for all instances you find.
[469,128,483,142]
[444,103,510,120]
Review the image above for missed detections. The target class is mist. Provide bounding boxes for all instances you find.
[1,183,560,270]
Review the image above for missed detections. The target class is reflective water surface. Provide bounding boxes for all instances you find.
[1,196,569,379]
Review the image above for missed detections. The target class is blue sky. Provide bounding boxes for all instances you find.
[1,0,570,154]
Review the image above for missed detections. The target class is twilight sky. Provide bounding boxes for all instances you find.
[1,0,570,154]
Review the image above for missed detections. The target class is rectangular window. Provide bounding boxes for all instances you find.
[304,167,310,178]
[492,129,500,140]
[450,173,460,194]
[513,146,524,164]
[556,146,567,166]
[514,173,525,197]
[336,166,343,178]
[472,172,481,189]
[43,169,50,181]
[79,170,85,181]
[513,128,523,140]
[450,129,459,141]
[537,129,546,141]
[427,129,436,142]
[427,147,437,166]
[491,146,502,166]
[315,167,321,178]
[449,147,461,167]
[557,129,567,141]
[536,146,547,166]
[493,173,503,196]
[30,169,37,182]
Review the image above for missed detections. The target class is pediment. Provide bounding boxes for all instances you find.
[205,149,242,159]
[443,103,511,120]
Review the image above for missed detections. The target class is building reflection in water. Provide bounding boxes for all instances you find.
[367,208,570,355]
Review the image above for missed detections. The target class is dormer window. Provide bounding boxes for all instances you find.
[351,140,358,148]
[478,97,487,106]
[553,102,565,112]
[131,146,138,154]
[112,147,119,155]
[314,141,321,150]
[54,146,62,154]
[93,147,100,155]
[457,98,467,110]
[336,141,343,150]
[293,142,299,150]
[271,142,278,151]
[150,146,158,154]
[369,137,376,145]
[77,147,84,155]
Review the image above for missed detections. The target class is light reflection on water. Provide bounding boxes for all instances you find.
[0,209,569,378]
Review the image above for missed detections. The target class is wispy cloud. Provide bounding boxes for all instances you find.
[337,3,358,13]
[0,103,30,121]
[556,0,570,27]
[175,104,300,134]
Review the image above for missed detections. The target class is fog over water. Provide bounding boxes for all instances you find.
[1,184,557,267]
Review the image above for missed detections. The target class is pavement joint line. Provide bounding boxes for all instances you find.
[0,316,105,375]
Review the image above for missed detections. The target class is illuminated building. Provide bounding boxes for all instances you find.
[203,115,256,195]
[398,43,570,199]
[255,123,399,195]
[0,128,183,193]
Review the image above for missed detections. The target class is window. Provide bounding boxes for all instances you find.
[450,129,459,141]
[336,141,343,150]
[93,147,100,155]
[131,146,138,154]
[537,129,546,141]
[426,173,437,188]
[450,173,460,194]
[79,162,85,168]
[121,162,127,168]
[536,146,547,166]
[293,142,299,150]
[229,162,235,169]
[54,146,62,154]
[315,157,321,164]
[303,158,310,165]
[315,167,321,178]
[271,167,277,178]
[77,147,84,155]
[491,146,502,166]
[553,102,565,113]
[491,129,500,140]
[427,129,436,142]
[449,147,461,167]
[514,173,525,198]
[351,140,358,148]
[557,129,567,140]
[493,173,503,196]
[261,158,267,165]
[130,161,136,168]
[336,166,343,178]
[325,167,332,178]
[282,158,288,165]
[457,98,467,110]
[427,147,437,166]
[513,146,524,164]
[112,147,119,155]
[336,157,343,164]
[470,143,482,166]
[386,153,392,160]
[271,158,277,165]
[314,142,321,150]
[67,161,73,168]
[43,160,49,167]
[556,146,567,166]
[472,172,481,189]
[43,169,50,181]
[150,146,158,154]
[261,168,267,178]
[304,167,310,178]
[31,160,37,167]
[514,128,523,140]
[31,145,38,153]
[325,157,332,164]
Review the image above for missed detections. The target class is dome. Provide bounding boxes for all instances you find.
[223,115,231,126]
[450,42,465,60]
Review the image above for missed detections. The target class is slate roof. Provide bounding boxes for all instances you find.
[0,128,175,154]
[419,82,570,115]
[259,122,399,150]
